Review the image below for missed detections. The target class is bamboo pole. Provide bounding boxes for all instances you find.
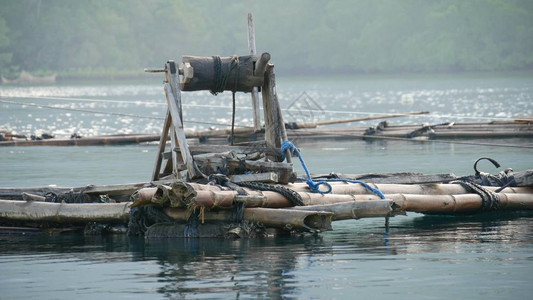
[164,207,333,232]
[392,193,533,213]
[285,182,533,195]
[296,111,430,128]
[289,200,398,220]
[134,183,533,214]
[181,182,532,196]
[0,200,130,223]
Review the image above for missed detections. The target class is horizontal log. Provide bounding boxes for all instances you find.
[286,182,533,195]
[310,172,457,184]
[0,134,160,147]
[289,200,398,220]
[392,193,533,213]
[188,144,279,155]
[164,207,333,232]
[0,200,130,223]
[180,55,263,92]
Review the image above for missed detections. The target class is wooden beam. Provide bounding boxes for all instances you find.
[262,64,292,163]
[230,172,279,183]
[187,144,280,156]
[170,126,179,177]
[151,110,172,181]
[164,83,197,178]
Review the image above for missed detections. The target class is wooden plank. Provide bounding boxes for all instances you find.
[262,64,292,163]
[164,83,197,178]
[290,200,396,220]
[230,172,279,183]
[170,126,179,177]
[151,110,172,181]
[247,12,261,131]
[187,144,280,156]
[167,61,183,120]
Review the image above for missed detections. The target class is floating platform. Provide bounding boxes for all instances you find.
[1,170,532,237]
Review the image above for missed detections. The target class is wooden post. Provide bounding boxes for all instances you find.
[167,60,183,120]
[247,13,261,132]
[262,64,292,163]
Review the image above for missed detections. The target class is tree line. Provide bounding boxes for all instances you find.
[0,0,532,78]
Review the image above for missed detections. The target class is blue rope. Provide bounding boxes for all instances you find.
[281,140,386,199]
[281,141,332,194]
[324,178,386,199]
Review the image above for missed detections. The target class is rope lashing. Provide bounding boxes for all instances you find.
[208,174,248,221]
[452,180,501,211]
[281,140,332,194]
[236,181,305,206]
[281,140,386,198]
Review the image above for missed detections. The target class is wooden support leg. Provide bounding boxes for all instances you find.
[152,110,172,181]
[262,64,292,163]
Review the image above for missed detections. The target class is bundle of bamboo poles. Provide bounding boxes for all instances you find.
[134,181,533,212]
[129,181,533,230]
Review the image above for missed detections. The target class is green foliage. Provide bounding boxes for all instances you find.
[0,0,532,77]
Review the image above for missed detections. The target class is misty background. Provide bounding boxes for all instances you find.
[0,0,532,78]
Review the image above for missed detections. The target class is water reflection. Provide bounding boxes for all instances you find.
[1,211,532,298]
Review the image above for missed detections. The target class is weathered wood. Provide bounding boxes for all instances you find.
[186,126,256,139]
[180,55,263,92]
[0,134,160,147]
[254,52,271,76]
[134,183,533,213]
[393,193,533,213]
[290,200,398,220]
[0,182,154,201]
[0,187,70,200]
[22,192,46,201]
[262,64,292,163]
[0,200,130,223]
[310,172,458,184]
[247,12,262,131]
[167,61,183,120]
[164,83,197,178]
[187,144,280,156]
[230,172,279,183]
[170,127,180,177]
[286,182,533,195]
[295,111,430,128]
[192,156,294,184]
[164,207,333,232]
[152,110,172,181]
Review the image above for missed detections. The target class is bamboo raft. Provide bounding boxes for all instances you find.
[2,119,532,147]
[1,14,532,238]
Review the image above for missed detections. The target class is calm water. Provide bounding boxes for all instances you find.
[1,74,532,299]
